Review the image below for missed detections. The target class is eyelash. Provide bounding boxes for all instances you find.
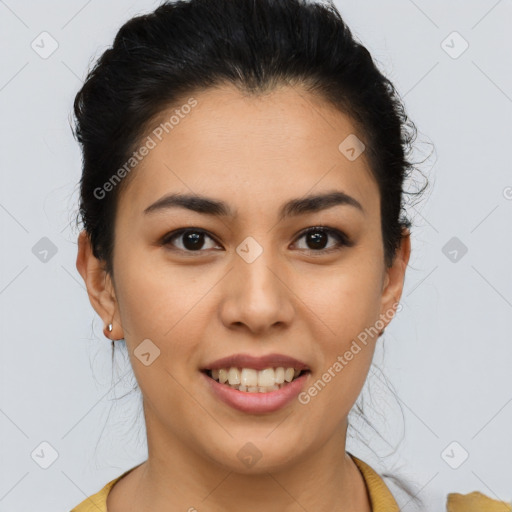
[160,226,352,256]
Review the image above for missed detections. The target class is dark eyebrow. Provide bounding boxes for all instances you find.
[143,190,365,219]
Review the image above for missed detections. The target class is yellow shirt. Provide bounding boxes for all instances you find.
[69,454,512,512]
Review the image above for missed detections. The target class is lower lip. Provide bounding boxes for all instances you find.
[201,371,309,414]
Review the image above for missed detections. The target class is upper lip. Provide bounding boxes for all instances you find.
[202,353,310,371]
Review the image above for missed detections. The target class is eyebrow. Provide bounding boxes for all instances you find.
[143,190,365,220]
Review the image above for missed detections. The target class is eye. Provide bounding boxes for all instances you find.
[293,226,351,253]
[160,226,352,256]
[161,228,221,254]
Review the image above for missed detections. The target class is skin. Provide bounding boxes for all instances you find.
[76,83,411,512]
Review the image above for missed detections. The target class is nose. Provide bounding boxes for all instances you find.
[218,245,295,336]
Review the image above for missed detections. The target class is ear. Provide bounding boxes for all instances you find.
[76,230,123,340]
[379,227,411,327]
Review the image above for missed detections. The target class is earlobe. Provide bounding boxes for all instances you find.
[76,230,121,339]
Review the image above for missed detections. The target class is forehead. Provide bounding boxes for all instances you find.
[117,84,379,222]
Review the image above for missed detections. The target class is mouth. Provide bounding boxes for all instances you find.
[201,367,311,394]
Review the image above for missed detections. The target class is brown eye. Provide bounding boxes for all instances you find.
[162,228,221,253]
[294,227,351,253]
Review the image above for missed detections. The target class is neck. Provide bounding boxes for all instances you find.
[110,409,371,512]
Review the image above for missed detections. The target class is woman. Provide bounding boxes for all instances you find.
[71,0,427,510]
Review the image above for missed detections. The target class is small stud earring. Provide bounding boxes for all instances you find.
[104,322,114,339]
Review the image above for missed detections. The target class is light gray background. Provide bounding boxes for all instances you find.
[0,1,511,511]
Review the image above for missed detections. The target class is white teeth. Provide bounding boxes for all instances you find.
[257,368,275,387]
[227,367,241,385]
[241,368,258,387]
[208,366,306,392]
[284,368,295,382]
[218,369,228,383]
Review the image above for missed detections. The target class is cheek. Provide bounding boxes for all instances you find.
[114,251,206,337]
[113,258,210,417]
[112,256,213,395]
[297,269,381,425]
[297,259,384,345]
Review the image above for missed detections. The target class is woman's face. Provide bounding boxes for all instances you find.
[77,84,410,474]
